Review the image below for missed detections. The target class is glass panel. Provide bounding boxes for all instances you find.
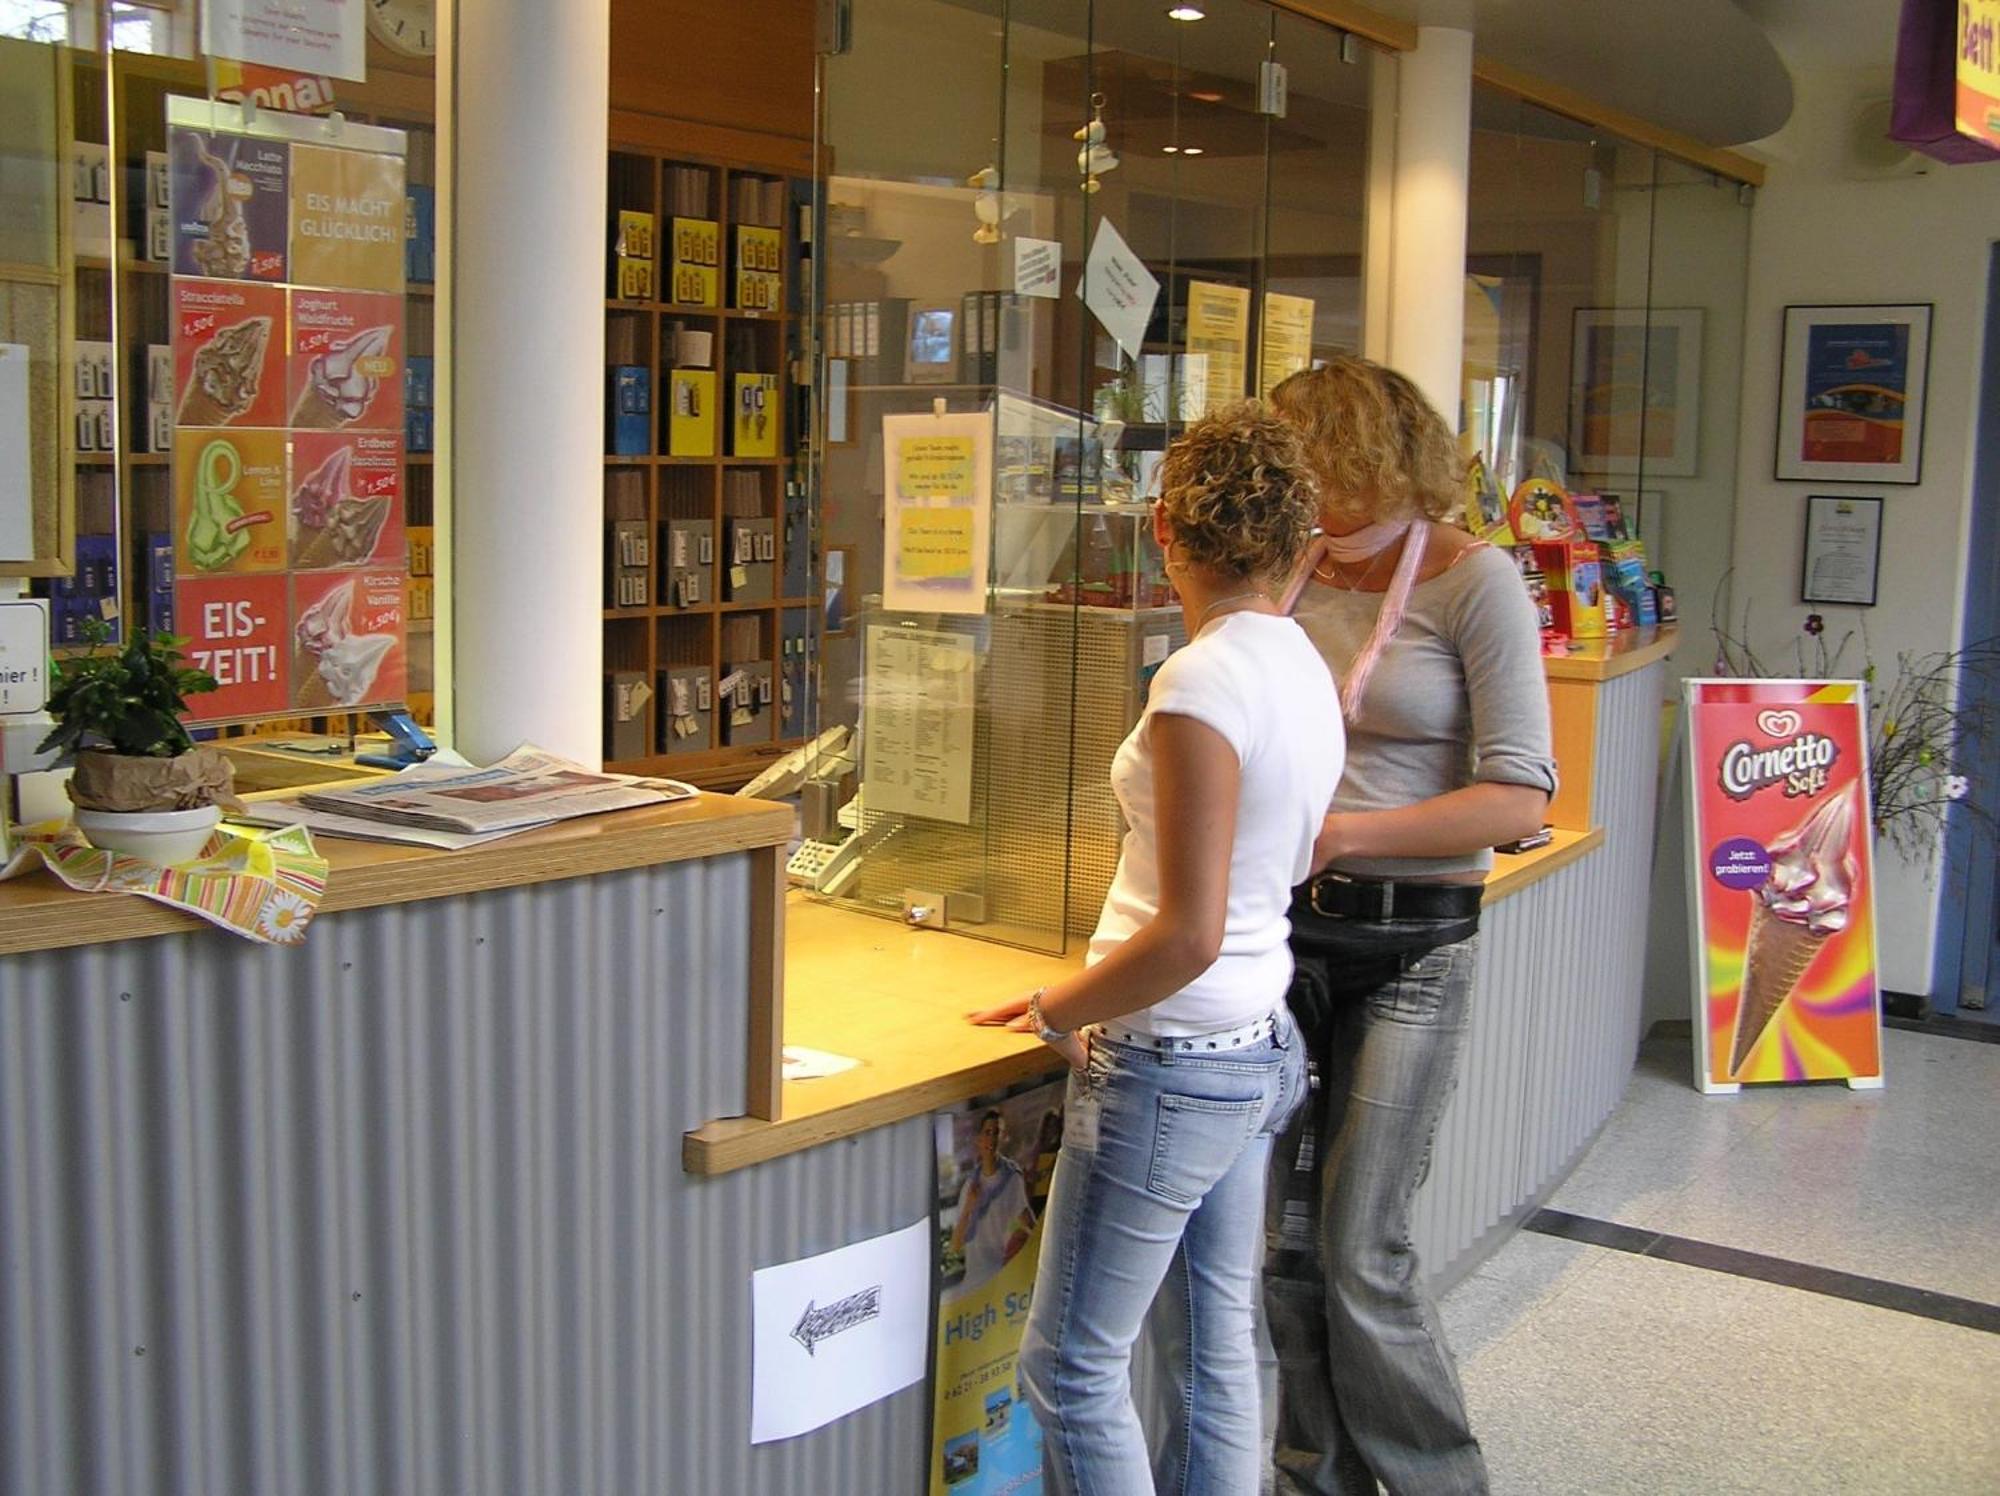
[1641,154,1751,678]
[811,0,1379,952]
[1265,9,1375,376]
[19,9,443,734]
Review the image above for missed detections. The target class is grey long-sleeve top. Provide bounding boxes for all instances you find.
[1291,542,1560,878]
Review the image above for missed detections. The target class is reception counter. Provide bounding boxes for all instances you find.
[0,627,1674,1495]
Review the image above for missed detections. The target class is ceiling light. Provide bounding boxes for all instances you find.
[1188,89,1223,103]
[1162,144,1180,153]
[1167,5,1206,20]
[1181,146,1204,156]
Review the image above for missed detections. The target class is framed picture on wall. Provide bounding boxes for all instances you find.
[1775,304,1932,484]
[1801,494,1884,607]
[1568,307,1703,478]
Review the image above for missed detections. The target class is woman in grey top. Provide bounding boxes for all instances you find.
[1262,358,1557,1496]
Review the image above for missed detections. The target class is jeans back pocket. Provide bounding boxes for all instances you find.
[1146,1093,1264,1206]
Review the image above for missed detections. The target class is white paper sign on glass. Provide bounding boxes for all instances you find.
[202,0,367,82]
[1014,236,1063,300]
[1079,218,1159,360]
[0,345,32,561]
[750,1218,931,1445]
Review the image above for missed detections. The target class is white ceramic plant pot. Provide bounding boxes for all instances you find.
[73,804,222,866]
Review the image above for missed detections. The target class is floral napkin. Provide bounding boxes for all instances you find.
[0,821,330,945]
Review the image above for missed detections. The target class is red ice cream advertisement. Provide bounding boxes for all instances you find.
[1684,680,1883,1093]
[173,279,288,429]
[176,573,290,722]
[289,431,404,570]
[290,568,406,711]
[288,289,403,432]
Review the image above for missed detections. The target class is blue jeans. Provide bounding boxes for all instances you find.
[1022,1013,1306,1496]
[1263,932,1488,1496]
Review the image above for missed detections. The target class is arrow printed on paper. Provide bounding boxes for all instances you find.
[790,1285,884,1357]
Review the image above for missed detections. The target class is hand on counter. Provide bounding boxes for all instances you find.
[968,995,1090,1073]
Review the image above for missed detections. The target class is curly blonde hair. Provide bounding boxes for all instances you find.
[1269,357,1463,525]
[1157,402,1317,583]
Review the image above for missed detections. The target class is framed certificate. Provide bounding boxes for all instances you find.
[1801,494,1883,607]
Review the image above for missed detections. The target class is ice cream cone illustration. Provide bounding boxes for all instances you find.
[188,137,252,279]
[1729,783,1859,1077]
[292,325,395,428]
[178,317,271,425]
[311,631,395,706]
[291,446,392,568]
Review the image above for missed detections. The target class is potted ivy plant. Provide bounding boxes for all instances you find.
[38,618,238,864]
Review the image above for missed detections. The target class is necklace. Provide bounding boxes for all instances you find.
[1314,542,1397,591]
[1194,589,1272,631]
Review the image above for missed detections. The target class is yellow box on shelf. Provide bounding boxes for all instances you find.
[670,368,717,456]
[671,217,720,308]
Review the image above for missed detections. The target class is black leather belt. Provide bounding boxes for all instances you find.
[1301,874,1484,922]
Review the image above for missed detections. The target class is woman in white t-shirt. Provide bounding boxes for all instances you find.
[972,404,1341,1495]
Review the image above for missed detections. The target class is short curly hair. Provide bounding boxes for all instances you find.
[1269,357,1463,525]
[1156,402,1317,583]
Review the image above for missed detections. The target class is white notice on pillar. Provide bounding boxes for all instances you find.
[202,0,367,82]
[750,1218,931,1444]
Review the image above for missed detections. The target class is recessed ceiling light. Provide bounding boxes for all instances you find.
[1166,5,1206,20]
[1162,144,1180,153]
[1181,146,1205,156]
[1188,89,1223,103]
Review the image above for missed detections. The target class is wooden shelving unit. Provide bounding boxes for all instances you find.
[599,145,817,787]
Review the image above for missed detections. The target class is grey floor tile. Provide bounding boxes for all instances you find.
[1459,1249,2000,1495]
[1439,1230,1606,1361]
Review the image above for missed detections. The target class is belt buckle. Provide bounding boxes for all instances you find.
[1309,872,1353,919]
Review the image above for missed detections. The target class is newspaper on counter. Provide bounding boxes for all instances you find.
[293,746,697,836]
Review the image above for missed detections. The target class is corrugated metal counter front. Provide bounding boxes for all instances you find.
[0,794,873,1496]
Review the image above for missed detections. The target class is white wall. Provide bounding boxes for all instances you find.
[1725,72,2000,995]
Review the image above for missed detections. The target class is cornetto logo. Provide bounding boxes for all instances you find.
[1719,709,1838,801]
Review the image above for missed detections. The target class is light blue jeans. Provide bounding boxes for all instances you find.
[1021,1013,1306,1496]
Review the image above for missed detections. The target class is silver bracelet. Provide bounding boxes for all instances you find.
[1029,987,1069,1043]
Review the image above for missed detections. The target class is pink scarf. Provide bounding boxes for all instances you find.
[1281,521,1428,721]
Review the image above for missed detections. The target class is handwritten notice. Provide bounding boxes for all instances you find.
[1014,236,1062,300]
[202,0,365,83]
[862,625,977,825]
[898,434,977,500]
[898,508,976,583]
[882,411,992,616]
[1259,291,1315,396]
[1080,218,1159,360]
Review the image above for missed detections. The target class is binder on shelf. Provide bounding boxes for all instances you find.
[607,673,651,762]
[670,217,719,307]
[607,365,652,455]
[662,665,714,755]
[664,518,713,609]
[732,373,779,457]
[733,225,782,312]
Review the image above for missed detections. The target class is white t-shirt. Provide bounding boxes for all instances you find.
[1089,610,1343,1035]
[956,1159,1031,1288]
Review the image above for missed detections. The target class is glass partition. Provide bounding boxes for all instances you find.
[4,4,440,736]
[811,0,1376,952]
[1462,85,1750,656]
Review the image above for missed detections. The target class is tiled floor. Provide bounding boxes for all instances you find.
[1440,1025,2000,1495]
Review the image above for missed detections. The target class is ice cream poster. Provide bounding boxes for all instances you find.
[176,573,290,720]
[170,128,288,282]
[173,279,287,429]
[174,427,287,575]
[290,568,406,711]
[289,290,403,431]
[289,431,403,569]
[1684,680,1883,1093]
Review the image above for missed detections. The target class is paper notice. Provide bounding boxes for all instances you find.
[897,434,977,500]
[1259,291,1315,396]
[1185,280,1250,416]
[1014,236,1062,300]
[1079,218,1159,360]
[751,1219,931,1444]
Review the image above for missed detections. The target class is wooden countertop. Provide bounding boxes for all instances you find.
[684,825,1610,1175]
[0,793,792,957]
[1542,625,1680,682]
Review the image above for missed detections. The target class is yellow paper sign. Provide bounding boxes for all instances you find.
[898,436,977,500]
[897,508,976,581]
